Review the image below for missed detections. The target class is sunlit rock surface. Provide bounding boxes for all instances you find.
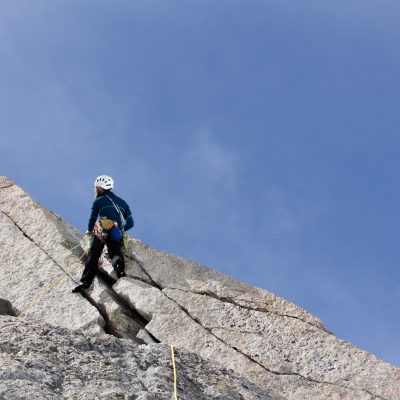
[0,176,399,400]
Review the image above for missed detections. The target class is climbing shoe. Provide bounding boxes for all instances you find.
[117,271,126,279]
[72,283,90,293]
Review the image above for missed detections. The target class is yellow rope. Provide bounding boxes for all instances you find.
[18,240,180,399]
[171,345,178,400]
[19,252,86,317]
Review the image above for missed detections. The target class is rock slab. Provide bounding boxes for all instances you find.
[0,176,399,400]
[0,316,281,400]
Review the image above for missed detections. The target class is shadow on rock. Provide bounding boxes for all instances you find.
[0,298,18,316]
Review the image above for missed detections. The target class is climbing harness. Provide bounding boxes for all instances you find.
[93,219,111,242]
[94,216,122,243]
[171,345,178,400]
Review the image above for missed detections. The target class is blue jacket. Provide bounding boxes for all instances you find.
[88,191,134,232]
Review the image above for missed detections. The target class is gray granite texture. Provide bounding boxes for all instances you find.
[0,176,399,400]
[0,316,281,400]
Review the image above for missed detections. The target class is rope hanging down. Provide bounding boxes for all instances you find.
[11,240,181,399]
[171,345,178,400]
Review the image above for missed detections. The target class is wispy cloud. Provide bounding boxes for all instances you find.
[182,130,237,188]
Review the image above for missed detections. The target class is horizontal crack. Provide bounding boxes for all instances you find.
[115,251,389,399]
[230,348,385,400]
[0,184,14,190]
[162,290,386,400]
[170,287,329,333]
[126,252,327,333]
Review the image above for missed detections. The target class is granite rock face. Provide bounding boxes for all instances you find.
[0,176,104,333]
[0,176,399,400]
[0,316,280,400]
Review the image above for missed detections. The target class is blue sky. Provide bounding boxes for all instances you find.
[1,1,399,366]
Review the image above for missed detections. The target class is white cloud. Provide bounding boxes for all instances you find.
[183,130,237,187]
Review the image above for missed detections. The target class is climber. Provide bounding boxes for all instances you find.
[72,175,134,293]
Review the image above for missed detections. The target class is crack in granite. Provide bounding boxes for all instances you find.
[171,287,329,333]
[0,210,81,285]
[126,255,327,333]
[0,209,394,400]
[162,290,387,400]
[0,184,15,190]
[124,253,162,290]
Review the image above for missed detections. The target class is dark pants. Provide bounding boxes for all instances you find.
[81,236,125,285]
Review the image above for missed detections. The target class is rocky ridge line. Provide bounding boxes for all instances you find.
[0,175,399,400]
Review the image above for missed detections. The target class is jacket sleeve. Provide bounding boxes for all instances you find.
[122,203,134,231]
[87,200,100,232]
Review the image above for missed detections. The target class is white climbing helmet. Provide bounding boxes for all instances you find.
[94,175,114,190]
